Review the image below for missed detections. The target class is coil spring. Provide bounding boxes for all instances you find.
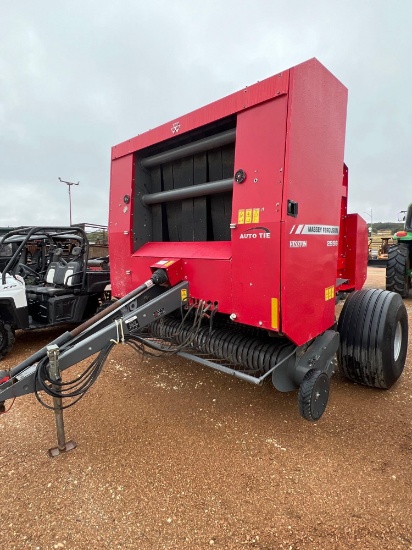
[151,318,295,375]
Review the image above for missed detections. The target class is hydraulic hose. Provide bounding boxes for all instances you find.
[8,269,169,378]
[70,268,168,337]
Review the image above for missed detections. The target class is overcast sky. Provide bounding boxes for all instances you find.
[0,1,411,228]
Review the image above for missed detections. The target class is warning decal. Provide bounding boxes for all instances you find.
[252,208,260,223]
[271,298,279,329]
[238,208,261,224]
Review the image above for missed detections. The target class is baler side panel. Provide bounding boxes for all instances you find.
[338,214,368,291]
[231,96,288,329]
[281,60,349,345]
[337,164,349,275]
[109,154,135,298]
[335,165,367,291]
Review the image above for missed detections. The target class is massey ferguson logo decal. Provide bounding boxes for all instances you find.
[171,122,180,134]
[289,224,339,235]
[240,226,271,239]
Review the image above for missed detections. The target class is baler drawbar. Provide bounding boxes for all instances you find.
[0,58,408,452]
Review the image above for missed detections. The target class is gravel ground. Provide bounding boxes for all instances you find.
[1,267,411,549]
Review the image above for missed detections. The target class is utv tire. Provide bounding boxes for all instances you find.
[96,299,117,315]
[0,321,15,359]
[386,244,410,297]
[298,369,330,421]
[338,289,408,389]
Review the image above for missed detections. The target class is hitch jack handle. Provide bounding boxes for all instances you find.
[47,344,76,457]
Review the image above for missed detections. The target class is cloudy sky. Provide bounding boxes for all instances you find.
[0,1,410,228]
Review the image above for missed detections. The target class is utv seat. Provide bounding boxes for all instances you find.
[63,246,84,287]
[27,247,84,296]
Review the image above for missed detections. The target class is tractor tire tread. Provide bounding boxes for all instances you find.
[386,244,409,297]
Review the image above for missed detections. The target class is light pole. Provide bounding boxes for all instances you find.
[59,177,79,226]
[364,208,373,236]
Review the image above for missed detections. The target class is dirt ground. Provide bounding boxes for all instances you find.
[1,267,411,549]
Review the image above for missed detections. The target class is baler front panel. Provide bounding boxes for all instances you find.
[230,96,288,329]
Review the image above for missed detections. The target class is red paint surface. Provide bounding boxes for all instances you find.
[280,59,349,344]
[230,98,287,329]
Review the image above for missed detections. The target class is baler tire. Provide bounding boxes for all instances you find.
[337,289,408,389]
[386,244,410,297]
[297,369,330,422]
[0,321,15,359]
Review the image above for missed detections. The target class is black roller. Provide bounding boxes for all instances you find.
[141,129,236,169]
[150,317,295,375]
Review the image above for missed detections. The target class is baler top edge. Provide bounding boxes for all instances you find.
[110,60,338,160]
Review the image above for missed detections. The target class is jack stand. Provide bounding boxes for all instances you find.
[46,344,76,457]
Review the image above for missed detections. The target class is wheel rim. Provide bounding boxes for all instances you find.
[311,373,330,420]
[394,321,402,361]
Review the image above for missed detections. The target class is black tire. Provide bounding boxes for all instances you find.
[338,289,408,389]
[96,299,117,315]
[0,320,15,359]
[386,244,410,297]
[298,369,330,421]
